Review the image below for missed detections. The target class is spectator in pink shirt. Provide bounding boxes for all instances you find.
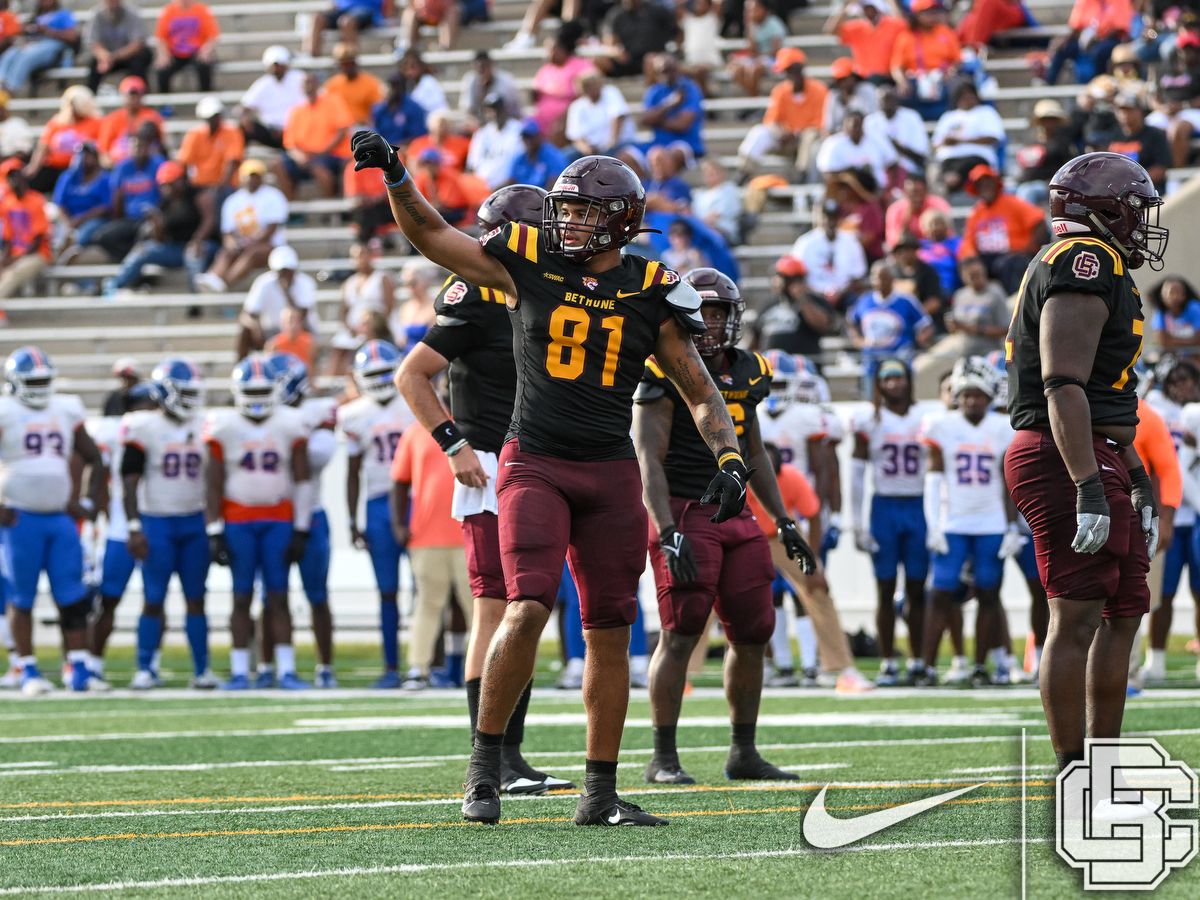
[884,172,951,247]
[531,23,591,142]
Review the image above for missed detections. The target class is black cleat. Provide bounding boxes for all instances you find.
[462,760,502,824]
[970,665,992,687]
[724,750,800,781]
[500,747,576,794]
[643,757,696,785]
[913,666,939,687]
[574,794,669,826]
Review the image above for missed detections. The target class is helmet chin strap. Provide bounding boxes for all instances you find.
[1086,210,1137,260]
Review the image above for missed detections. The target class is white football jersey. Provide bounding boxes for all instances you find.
[851,405,926,498]
[90,417,128,540]
[0,393,86,512]
[759,403,830,477]
[204,406,307,511]
[300,396,339,512]
[121,410,207,518]
[338,394,416,500]
[1151,392,1195,527]
[921,410,1014,535]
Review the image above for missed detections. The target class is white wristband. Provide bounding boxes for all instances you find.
[292,481,315,532]
[206,520,224,536]
[127,519,142,533]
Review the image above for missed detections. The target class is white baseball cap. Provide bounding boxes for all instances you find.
[269,245,299,272]
[262,45,291,68]
[195,96,224,119]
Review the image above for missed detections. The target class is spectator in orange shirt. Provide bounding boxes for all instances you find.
[411,148,489,228]
[0,1,20,56]
[325,42,385,125]
[1045,0,1134,86]
[957,0,1031,49]
[266,307,317,371]
[177,96,244,189]
[25,85,100,194]
[155,0,218,94]
[825,0,906,85]
[276,70,353,199]
[97,75,163,165]
[0,161,50,301]
[958,164,1049,292]
[390,422,474,689]
[737,47,828,179]
[890,0,962,120]
[405,109,470,173]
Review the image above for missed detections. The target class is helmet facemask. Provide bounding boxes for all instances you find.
[356,362,398,403]
[12,374,53,409]
[543,194,628,261]
[161,381,205,420]
[694,299,743,357]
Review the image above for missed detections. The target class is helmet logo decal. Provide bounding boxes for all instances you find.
[558,183,579,193]
[1072,251,1101,280]
[443,281,468,305]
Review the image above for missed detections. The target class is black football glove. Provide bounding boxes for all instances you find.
[778,517,817,575]
[659,526,699,584]
[351,130,405,182]
[286,530,309,564]
[208,532,231,567]
[1128,465,1160,560]
[700,451,753,524]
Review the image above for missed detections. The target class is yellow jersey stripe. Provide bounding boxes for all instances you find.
[1042,237,1124,275]
[646,358,665,379]
[642,261,661,292]
[523,225,539,263]
[506,226,522,256]
[754,352,771,377]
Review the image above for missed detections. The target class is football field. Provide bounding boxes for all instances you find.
[2,643,1198,899]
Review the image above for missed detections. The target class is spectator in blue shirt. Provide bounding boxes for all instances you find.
[639,54,705,157]
[307,0,382,59]
[1150,275,1200,358]
[53,142,112,257]
[645,145,692,212]
[372,73,428,150]
[91,124,163,261]
[847,260,934,387]
[507,118,567,189]
[917,209,964,296]
[0,0,78,94]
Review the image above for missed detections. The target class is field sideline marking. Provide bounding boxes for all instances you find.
[0,836,1054,894]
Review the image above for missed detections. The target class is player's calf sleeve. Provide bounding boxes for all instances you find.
[770,612,793,669]
[185,613,209,676]
[136,613,164,672]
[504,680,533,747]
[653,725,678,761]
[380,598,400,671]
[466,677,482,736]
[794,616,818,670]
[1056,749,1085,772]
[731,722,756,751]
[584,759,618,799]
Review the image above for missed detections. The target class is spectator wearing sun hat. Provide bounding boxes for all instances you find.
[1014,98,1078,205]
[826,0,906,85]
[240,45,307,150]
[737,47,828,179]
[154,0,219,94]
[195,159,288,293]
[507,118,567,190]
[823,57,879,135]
[97,76,163,166]
[178,96,244,189]
[750,255,838,357]
[958,164,1048,293]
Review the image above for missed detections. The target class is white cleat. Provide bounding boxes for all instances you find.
[190,670,221,690]
[129,670,160,690]
[85,675,112,693]
[835,668,876,694]
[943,661,972,685]
[504,31,536,50]
[21,676,54,697]
[1137,663,1167,687]
[0,665,22,689]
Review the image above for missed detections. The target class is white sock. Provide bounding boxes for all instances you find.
[952,655,969,669]
[880,656,896,670]
[274,645,296,677]
[906,657,921,671]
[230,648,250,677]
[1145,648,1164,673]
[795,615,817,670]
[8,650,19,669]
[21,655,37,670]
[0,615,11,650]
[990,647,1008,669]
[444,631,466,655]
[89,654,104,676]
[67,649,88,665]
[771,609,794,670]
[257,662,275,674]
[315,664,331,675]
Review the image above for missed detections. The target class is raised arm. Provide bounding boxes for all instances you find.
[350,131,515,294]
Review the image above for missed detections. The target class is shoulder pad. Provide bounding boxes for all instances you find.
[665,281,706,335]
[1040,238,1122,299]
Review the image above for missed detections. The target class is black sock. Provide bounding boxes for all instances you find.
[732,722,756,752]
[471,730,504,773]
[1056,749,1085,773]
[653,725,678,760]
[466,678,482,737]
[504,680,532,747]
[584,758,618,799]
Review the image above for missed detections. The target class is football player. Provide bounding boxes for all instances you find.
[0,347,106,694]
[116,359,216,688]
[354,133,744,827]
[88,383,156,685]
[339,339,414,687]
[396,186,575,793]
[257,353,338,688]
[921,357,1021,685]
[848,358,928,686]
[205,354,313,690]
[634,268,815,784]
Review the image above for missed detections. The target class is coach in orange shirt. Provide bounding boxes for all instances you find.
[737,47,828,179]
[390,422,474,690]
[0,161,50,301]
[276,70,353,199]
[177,96,244,188]
[958,164,1048,292]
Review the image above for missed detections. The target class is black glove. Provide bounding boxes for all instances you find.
[351,130,405,182]
[287,530,310,564]
[700,451,753,524]
[209,532,230,567]
[1128,465,1161,560]
[778,518,817,575]
[659,525,699,584]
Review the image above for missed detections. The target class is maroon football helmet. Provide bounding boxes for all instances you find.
[1048,152,1168,270]
[477,184,547,231]
[685,267,744,356]
[543,155,646,261]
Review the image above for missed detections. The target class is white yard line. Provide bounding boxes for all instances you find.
[0,838,1049,895]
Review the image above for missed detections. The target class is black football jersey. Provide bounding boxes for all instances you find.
[1007,236,1144,431]
[635,349,773,500]
[420,275,515,455]
[482,221,693,461]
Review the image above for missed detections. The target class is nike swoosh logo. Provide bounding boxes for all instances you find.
[615,290,639,298]
[749,377,763,385]
[606,810,622,824]
[504,461,525,467]
[802,782,985,848]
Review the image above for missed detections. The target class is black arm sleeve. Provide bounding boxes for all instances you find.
[121,444,147,477]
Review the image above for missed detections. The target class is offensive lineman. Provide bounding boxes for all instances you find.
[634,268,815,784]
[1004,152,1164,770]
[353,131,746,827]
[396,185,574,794]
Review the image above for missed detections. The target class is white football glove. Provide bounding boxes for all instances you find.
[927,530,949,556]
[997,524,1028,560]
[854,528,879,554]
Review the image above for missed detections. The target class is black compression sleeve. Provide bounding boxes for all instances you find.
[422,321,486,364]
[120,444,147,477]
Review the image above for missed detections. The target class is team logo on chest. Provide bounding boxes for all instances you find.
[720,374,734,386]
[581,276,598,291]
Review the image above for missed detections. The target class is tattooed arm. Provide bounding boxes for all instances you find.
[654,318,739,458]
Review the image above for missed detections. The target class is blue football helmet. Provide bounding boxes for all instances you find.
[353,340,403,403]
[5,346,55,408]
[267,352,309,407]
[231,354,280,420]
[150,357,205,420]
[984,349,1008,410]
[763,350,798,415]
